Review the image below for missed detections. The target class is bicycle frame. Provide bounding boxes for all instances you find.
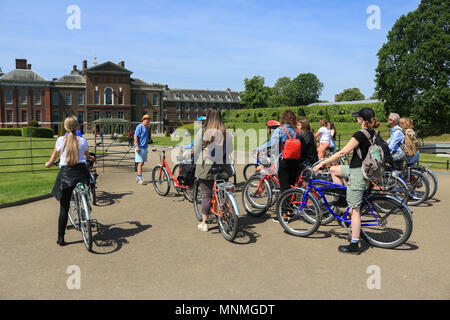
[156,150,189,190]
[298,179,386,227]
[209,180,239,218]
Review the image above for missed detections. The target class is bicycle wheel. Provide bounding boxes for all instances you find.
[192,179,203,222]
[424,168,438,199]
[242,175,272,217]
[78,193,93,252]
[405,169,430,206]
[418,167,438,200]
[360,194,413,249]
[68,193,80,230]
[89,183,96,206]
[152,165,171,196]
[243,163,258,181]
[276,188,322,237]
[183,178,196,203]
[217,192,239,242]
[378,172,409,203]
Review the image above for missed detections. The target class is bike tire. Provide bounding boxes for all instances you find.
[242,175,272,217]
[192,180,203,222]
[217,192,239,242]
[68,193,80,230]
[183,178,196,203]
[79,193,93,252]
[152,165,171,196]
[359,194,413,249]
[275,188,322,237]
[243,163,258,181]
[379,172,409,204]
[406,169,430,206]
[422,167,438,200]
[89,183,96,206]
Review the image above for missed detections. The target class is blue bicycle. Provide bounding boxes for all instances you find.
[275,168,413,249]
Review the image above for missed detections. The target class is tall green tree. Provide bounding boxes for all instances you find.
[336,88,365,102]
[267,76,296,108]
[374,0,450,136]
[240,76,271,109]
[291,73,324,105]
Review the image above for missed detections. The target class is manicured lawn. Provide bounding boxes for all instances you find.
[0,136,100,205]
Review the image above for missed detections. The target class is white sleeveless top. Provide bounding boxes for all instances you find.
[55,135,89,167]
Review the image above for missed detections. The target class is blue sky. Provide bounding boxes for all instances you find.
[0,0,421,102]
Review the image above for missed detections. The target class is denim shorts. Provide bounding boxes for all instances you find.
[341,165,369,209]
[135,147,148,163]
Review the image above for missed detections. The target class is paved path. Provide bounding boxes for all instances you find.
[1,152,449,300]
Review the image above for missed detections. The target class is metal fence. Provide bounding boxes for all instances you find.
[0,136,136,175]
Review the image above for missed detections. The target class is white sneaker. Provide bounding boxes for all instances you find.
[197,223,208,232]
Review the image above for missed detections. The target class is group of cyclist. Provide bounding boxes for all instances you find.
[46,106,421,255]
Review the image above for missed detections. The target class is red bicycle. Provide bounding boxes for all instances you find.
[151,147,194,202]
[242,164,336,225]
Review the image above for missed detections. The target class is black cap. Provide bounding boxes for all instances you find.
[352,107,375,121]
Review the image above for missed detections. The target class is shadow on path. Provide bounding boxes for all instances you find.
[90,220,152,254]
[95,191,134,207]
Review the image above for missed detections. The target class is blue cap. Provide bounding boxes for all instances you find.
[197,116,206,121]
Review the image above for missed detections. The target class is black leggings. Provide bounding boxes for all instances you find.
[278,159,300,193]
[58,186,74,237]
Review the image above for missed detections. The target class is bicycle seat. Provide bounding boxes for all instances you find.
[210,165,225,175]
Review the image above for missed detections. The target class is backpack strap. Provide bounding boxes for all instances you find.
[356,129,375,159]
[280,126,292,139]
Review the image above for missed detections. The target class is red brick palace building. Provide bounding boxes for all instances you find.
[0,58,242,134]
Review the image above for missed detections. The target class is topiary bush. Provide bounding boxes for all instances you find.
[21,127,54,138]
[0,128,22,136]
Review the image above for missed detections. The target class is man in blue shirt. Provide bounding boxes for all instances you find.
[134,115,150,184]
[387,113,405,170]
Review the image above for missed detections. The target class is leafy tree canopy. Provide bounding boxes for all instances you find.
[374,0,450,136]
[336,88,365,102]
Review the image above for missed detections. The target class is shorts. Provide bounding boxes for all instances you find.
[135,147,148,163]
[341,165,369,209]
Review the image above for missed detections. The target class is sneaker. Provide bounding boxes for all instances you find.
[197,223,208,232]
[338,242,362,255]
[272,217,279,223]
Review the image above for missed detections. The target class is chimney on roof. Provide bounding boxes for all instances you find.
[82,60,87,70]
[118,61,125,68]
[226,88,231,92]
[334,94,338,102]
[52,78,58,81]
[27,64,32,70]
[73,65,77,72]
[16,59,27,69]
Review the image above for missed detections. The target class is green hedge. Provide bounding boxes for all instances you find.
[222,102,386,124]
[21,127,54,138]
[0,128,22,136]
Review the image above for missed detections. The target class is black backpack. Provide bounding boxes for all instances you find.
[178,163,196,187]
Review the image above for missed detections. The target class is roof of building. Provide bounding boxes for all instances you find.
[308,99,381,106]
[53,74,86,84]
[163,88,240,103]
[0,69,48,83]
[85,61,133,75]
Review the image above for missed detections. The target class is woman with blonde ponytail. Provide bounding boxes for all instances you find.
[45,116,92,246]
